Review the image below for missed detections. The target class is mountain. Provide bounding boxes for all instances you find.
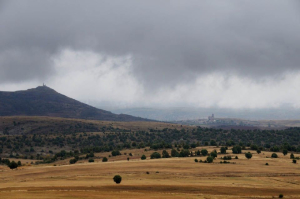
[0,86,150,121]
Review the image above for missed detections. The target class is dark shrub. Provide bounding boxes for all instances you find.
[162,150,170,158]
[282,149,288,156]
[245,152,252,159]
[141,155,146,160]
[256,149,261,154]
[265,163,269,165]
[235,156,238,159]
[89,159,94,162]
[69,158,77,164]
[210,150,217,158]
[293,159,297,164]
[201,149,208,156]
[232,146,242,154]
[171,149,179,157]
[194,159,198,162]
[290,153,294,159]
[223,156,232,160]
[220,147,226,154]
[206,156,214,163]
[179,149,190,157]
[150,152,161,159]
[279,193,283,198]
[102,157,108,162]
[271,153,278,158]
[113,175,122,184]
[112,150,121,156]
[9,161,18,169]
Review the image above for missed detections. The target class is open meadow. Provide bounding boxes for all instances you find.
[1,147,299,199]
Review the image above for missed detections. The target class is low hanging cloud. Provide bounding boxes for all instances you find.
[0,1,300,109]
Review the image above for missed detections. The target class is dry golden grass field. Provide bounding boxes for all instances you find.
[0,147,299,199]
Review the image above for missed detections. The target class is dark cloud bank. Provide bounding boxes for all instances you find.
[1,1,300,86]
[1,1,300,116]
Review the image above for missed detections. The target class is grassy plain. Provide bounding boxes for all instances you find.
[1,147,299,199]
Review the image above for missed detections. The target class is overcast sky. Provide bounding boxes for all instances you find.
[1,0,300,109]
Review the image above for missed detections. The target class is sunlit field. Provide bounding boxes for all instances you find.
[1,147,299,199]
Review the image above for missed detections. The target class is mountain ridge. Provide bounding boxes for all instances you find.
[0,86,151,122]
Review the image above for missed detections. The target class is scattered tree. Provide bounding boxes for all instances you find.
[245,152,252,159]
[282,149,288,156]
[206,156,214,163]
[201,149,208,156]
[113,175,122,184]
[150,152,161,159]
[141,155,146,160]
[271,153,278,158]
[102,157,108,162]
[9,161,18,169]
[162,150,170,158]
[220,147,226,154]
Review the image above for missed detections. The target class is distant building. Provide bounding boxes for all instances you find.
[208,114,215,121]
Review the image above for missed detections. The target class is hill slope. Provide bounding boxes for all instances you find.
[0,86,149,121]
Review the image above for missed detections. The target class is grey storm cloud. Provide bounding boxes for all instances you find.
[0,0,300,88]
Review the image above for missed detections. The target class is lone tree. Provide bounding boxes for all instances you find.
[113,175,122,184]
[102,157,108,162]
[220,147,226,154]
[171,149,179,157]
[210,150,217,158]
[206,156,214,163]
[232,146,242,154]
[290,153,294,159]
[245,152,252,159]
[201,149,208,156]
[141,155,146,160]
[282,149,288,156]
[150,152,161,159]
[9,161,18,169]
[162,150,170,158]
[271,153,278,158]
[256,149,261,154]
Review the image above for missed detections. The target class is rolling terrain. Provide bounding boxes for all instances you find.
[0,147,300,199]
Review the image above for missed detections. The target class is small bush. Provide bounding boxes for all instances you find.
[127,157,129,161]
[206,156,214,163]
[245,152,252,159]
[279,193,283,198]
[223,156,232,160]
[194,159,198,162]
[102,157,108,162]
[141,155,146,160]
[111,150,121,156]
[201,149,208,156]
[9,161,18,169]
[162,150,170,158]
[146,171,149,174]
[290,153,294,159]
[271,153,278,158]
[293,159,297,164]
[113,175,122,184]
[150,152,161,159]
[69,158,77,164]
[265,163,269,165]
[88,159,94,162]
[235,156,238,159]
[210,150,217,158]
